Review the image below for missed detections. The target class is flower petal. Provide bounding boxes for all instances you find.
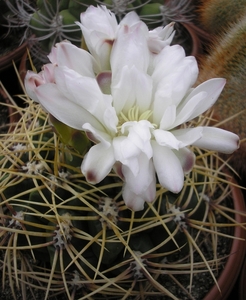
[192,127,239,153]
[77,5,118,70]
[25,71,45,102]
[171,127,203,147]
[81,142,115,184]
[48,41,98,77]
[111,66,152,115]
[111,16,149,74]
[152,141,184,193]
[153,129,181,150]
[54,66,118,133]
[121,153,156,211]
[35,83,105,131]
[113,136,141,176]
[148,22,175,54]
[175,78,226,126]
[173,147,196,174]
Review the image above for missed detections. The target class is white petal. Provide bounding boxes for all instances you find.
[113,136,140,176]
[81,143,115,184]
[192,127,239,154]
[54,67,100,111]
[148,22,175,54]
[121,154,156,211]
[111,18,149,74]
[48,41,97,77]
[171,91,207,128]
[152,141,184,193]
[77,6,118,70]
[175,78,226,126]
[79,5,117,39]
[171,127,203,147]
[35,83,104,131]
[122,120,153,158]
[54,66,118,133]
[122,180,156,211]
[159,105,176,130]
[151,45,186,80]
[112,66,152,115]
[122,189,146,211]
[153,129,181,150]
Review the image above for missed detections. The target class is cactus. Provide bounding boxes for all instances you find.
[4,0,197,65]
[197,0,246,35]
[0,81,245,300]
[196,7,246,182]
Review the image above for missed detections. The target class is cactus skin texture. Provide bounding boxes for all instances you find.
[0,93,243,299]
[196,2,246,182]
[197,0,246,34]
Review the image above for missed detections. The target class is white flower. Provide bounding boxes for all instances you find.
[24,6,239,211]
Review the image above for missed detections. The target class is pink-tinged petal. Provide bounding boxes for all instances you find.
[24,71,45,102]
[192,127,239,154]
[173,147,196,174]
[82,123,111,145]
[152,141,184,193]
[42,64,56,83]
[81,143,115,184]
[175,78,226,126]
[35,83,105,132]
[48,41,97,77]
[97,71,112,94]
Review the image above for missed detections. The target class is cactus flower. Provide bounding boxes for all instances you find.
[25,6,239,211]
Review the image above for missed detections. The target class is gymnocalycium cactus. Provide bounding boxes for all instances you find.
[0,4,244,300]
[4,0,196,64]
[0,84,245,300]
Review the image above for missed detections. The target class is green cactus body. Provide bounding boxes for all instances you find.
[0,99,242,299]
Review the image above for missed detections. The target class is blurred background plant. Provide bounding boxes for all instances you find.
[2,0,202,68]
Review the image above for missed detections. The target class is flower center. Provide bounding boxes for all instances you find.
[117,106,157,131]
